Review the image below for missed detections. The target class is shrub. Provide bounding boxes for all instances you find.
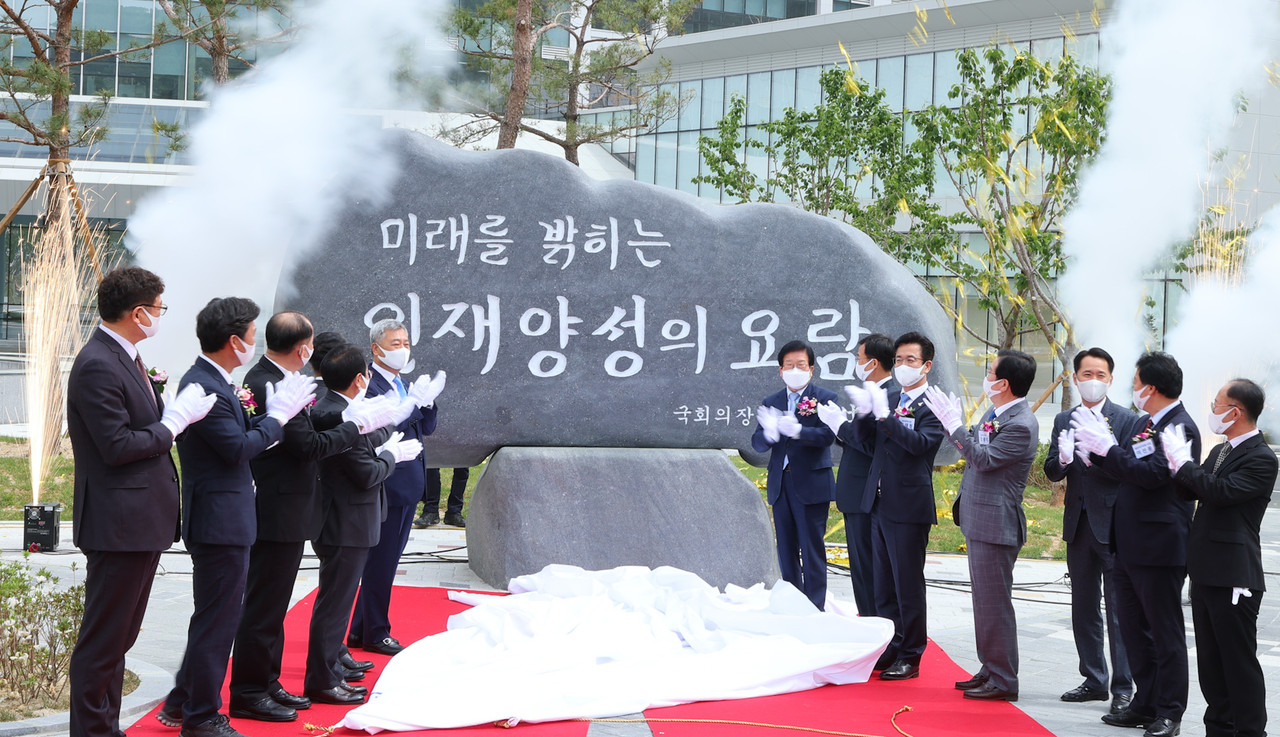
[0,557,84,718]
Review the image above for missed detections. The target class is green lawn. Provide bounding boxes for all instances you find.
[4,444,1065,561]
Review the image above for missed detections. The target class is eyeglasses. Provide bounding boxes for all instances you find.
[133,303,168,315]
[1210,400,1241,413]
[894,355,924,367]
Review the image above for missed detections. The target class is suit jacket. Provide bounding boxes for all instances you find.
[244,357,361,542]
[850,386,945,523]
[951,400,1040,547]
[311,392,395,547]
[175,357,284,547]
[834,377,899,514]
[1099,402,1200,567]
[366,367,438,507]
[67,328,180,551]
[1175,433,1277,591]
[1044,399,1139,545]
[751,383,838,505]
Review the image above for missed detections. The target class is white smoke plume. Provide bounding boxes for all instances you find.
[127,0,451,375]
[1059,0,1278,398]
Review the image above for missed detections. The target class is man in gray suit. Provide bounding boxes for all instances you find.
[925,349,1039,702]
[1044,347,1136,714]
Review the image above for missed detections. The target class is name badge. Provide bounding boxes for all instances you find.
[1133,438,1155,459]
[899,416,915,431]
[978,429,991,445]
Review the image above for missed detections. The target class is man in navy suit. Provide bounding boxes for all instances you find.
[845,332,945,680]
[1164,379,1276,737]
[157,297,315,737]
[752,339,838,610]
[1074,351,1200,737]
[67,267,216,737]
[348,318,443,655]
[1044,347,1136,714]
[818,333,896,616]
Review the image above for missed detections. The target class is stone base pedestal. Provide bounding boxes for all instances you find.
[466,447,781,590]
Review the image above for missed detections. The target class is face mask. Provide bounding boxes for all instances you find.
[378,345,411,371]
[1076,379,1109,404]
[894,364,925,387]
[353,373,370,401]
[233,336,255,368]
[136,308,160,338]
[782,368,810,391]
[855,360,875,382]
[1208,407,1236,435]
[1132,385,1151,412]
[300,345,313,363]
[982,377,1004,398]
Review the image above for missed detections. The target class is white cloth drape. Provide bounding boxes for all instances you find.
[340,565,894,732]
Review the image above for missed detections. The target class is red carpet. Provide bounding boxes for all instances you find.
[132,587,1051,737]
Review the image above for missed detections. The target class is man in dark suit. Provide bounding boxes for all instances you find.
[1074,351,1200,737]
[67,267,216,737]
[817,333,896,616]
[229,313,398,722]
[304,345,421,704]
[845,332,945,680]
[925,350,1039,702]
[157,297,315,737]
[1044,347,1136,713]
[752,339,838,610]
[1163,379,1276,737]
[348,318,444,655]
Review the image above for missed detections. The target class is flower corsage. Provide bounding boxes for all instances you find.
[236,385,258,416]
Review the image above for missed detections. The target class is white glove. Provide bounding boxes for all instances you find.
[867,382,890,420]
[756,405,781,444]
[408,370,446,408]
[1058,428,1075,467]
[1232,587,1253,606]
[1070,407,1116,456]
[1160,424,1193,474]
[922,386,964,435]
[844,385,872,416]
[387,437,423,464]
[265,372,317,425]
[1075,443,1094,467]
[816,400,848,436]
[160,384,217,437]
[777,414,802,439]
[342,394,400,434]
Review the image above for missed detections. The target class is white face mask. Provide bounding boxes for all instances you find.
[982,377,1004,398]
[354,374,369,401]
[855,359,875,382]
[300,344,313,363]
[1132,385,1151,412]
[1208,407,1236,435]
[378,345,411,372]
[1076,379,1109,404]
[233,336,255,368]
[782,368,811,391]
[894,364,925,388]
[136,307,160,339]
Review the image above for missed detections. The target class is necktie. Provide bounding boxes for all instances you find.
[899,392,910,409]
[1212,442,1232,475]
[393,375,407,399]
[135,355,157,407]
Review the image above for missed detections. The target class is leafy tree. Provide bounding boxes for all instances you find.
[911,46,1110,364]
[447,0,696,164]
[155,0,294,88]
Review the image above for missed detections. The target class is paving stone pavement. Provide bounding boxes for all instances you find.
[5,502,1280,737]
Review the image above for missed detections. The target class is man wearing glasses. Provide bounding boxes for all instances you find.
[67,268,217,737]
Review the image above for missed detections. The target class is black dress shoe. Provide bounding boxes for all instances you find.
[1102,708,1154,729]
[1143,717,1179,737]
[338,681,368,695]
[964,683,1018,702]
[305,686,365,705]
[878,660,920,680]
[229,696,297,722]
[346,633,363,649]
[1061,684,1109,702]
[336,665,366,682]
[156,704,183,728]
[268,686,311,710]
[339,652,375,672]
[443,512,466,527]
[363,636,405,655]
[179,714,246,737]
[874,652,897,671]
[1111,694,1133,714]
[955,672,989,690]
